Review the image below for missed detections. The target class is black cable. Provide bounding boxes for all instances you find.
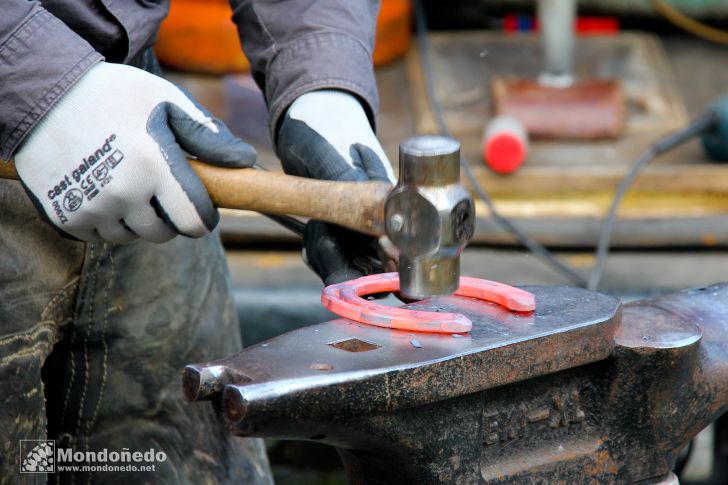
[251,9,718,288]
[413,0,588,287]
[263,213,305,236]
[413,0,719,290]
[586,112,718,290]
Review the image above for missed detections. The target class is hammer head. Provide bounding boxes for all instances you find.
[384,136,475,300]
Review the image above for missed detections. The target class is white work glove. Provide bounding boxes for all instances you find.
[15,62,256,243]
[276,90,396,285]
[277,90,395,184]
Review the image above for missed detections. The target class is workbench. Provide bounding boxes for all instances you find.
[171,32,728,250]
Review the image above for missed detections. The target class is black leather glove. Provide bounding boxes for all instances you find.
[276,90,396,285]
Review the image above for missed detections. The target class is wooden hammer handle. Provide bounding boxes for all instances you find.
[0,160,390,236]
[190,161,390,235]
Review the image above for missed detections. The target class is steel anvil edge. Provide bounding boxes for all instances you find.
[183,284,728,484]
[184,286,621,429]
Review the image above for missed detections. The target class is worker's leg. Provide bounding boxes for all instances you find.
[0,179,85,484]
[0,48,270,483]
[49,235,271,485]
[0,176,271,483]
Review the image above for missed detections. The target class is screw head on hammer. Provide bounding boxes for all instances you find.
[389,214,405,232]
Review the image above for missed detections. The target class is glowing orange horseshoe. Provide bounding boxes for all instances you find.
[321,273,536,334]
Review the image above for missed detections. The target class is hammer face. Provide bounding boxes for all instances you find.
[385,136,475,300]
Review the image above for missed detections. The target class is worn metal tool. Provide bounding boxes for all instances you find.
[0,135,474,299]
[185,283,728,484]
[491,0,625,139]
[383,136,474,298]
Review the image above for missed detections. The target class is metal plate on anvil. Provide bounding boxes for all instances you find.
[186,286,620,424]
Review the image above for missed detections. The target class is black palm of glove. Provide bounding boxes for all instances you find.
[276,90,396,285]
[301,222,382,285]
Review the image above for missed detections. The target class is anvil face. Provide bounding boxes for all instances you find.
[184,286,620,431]
[185,284,728,484]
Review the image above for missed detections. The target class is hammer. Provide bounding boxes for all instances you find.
[0,135,474,300]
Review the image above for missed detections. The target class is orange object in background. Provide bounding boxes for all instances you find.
[374,0,412,66]
[156,0,249,74]
[155,0,412,74]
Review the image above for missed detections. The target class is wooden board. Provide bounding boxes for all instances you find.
[172,32,728,248]
[408,32,689,143]
[402,32,728,247]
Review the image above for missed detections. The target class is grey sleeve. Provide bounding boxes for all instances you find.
[0,1,103,160]
[229,0,381,144]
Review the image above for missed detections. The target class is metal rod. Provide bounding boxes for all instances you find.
[538,0,576,87]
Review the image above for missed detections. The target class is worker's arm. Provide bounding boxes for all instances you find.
[2,2,256,243]
[229,0,381,146]
[0,1,101,161]
[231,0,395,284]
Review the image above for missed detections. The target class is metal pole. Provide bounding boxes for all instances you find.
[538,0,576,87]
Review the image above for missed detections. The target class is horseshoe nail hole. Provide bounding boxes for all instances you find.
[327,338,381,353]
[309,434,326,440]
[310,363,334,371]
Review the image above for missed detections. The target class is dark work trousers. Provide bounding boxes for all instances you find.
[0,51,272,485]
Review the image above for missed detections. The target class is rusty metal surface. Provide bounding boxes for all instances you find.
[186,286,617,419]
[492,78,625,139]
[186,283,728,484]
[411,32,687,154]
[185,286,617,475]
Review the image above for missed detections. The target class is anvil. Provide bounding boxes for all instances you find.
[184,284,728,484]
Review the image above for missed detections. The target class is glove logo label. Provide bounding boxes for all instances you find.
[63,189,83,212]
[73,134,117,184]
[45,134,124,224]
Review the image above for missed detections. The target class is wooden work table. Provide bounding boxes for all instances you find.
[169,32,728,249]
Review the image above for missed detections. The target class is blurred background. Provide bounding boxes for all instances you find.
[156,1,728,483]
